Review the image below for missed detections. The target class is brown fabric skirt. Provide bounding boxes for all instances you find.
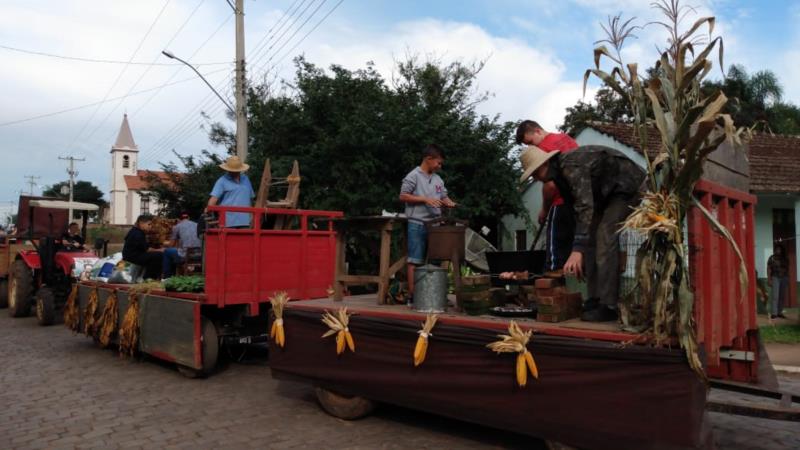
[270,309,711,450]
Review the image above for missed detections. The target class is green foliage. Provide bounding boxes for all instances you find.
[42,180,107,218]
[760,323,800,344]
[559,87,635,136]
[163,275,205,293]
[151,56,525,239]
[144,151,225,219]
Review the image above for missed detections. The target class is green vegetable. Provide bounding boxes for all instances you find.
[163,275,205,293]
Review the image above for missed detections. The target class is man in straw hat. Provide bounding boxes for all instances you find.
[207,155,255,228]
[519,145,645,322]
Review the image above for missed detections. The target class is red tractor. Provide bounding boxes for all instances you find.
[5,198,99,325]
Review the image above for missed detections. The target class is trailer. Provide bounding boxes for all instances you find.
[74,206,341,377]
[268,179,798,449]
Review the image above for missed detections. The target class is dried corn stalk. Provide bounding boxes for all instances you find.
[413,314,438,367]
[119,291,141,357]
[321,308,355,355]
[63,284,80,333]
[83,287,100,337]
[269,291,290,348]
[97,290,119,348]
[585,0,751,379]
[486,321,539,387]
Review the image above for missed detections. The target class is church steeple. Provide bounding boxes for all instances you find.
[111,113,138,152]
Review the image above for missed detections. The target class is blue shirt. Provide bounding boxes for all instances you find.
[210,173,254,227]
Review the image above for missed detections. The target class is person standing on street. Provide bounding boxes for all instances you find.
[515,120,578,270]
[767,244,789,319]
[207,155,255,228]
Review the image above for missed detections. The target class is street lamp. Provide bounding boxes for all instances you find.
[161,50,235,114]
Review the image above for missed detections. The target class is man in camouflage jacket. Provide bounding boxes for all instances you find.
[519,145,645,322]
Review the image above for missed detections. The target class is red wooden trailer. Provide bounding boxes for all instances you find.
[75,206,341,376]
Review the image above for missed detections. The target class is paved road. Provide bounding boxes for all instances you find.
[0,313,797,450]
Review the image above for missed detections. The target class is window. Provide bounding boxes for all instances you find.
[140,195,150,214]
[123,155,130,168]
[515,230,527,251]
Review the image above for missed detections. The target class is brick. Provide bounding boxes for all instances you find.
[535,277,564,288]
[535,286,567,296]
[537,311,579,322]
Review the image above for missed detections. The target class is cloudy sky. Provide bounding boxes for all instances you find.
[1,0,798,222]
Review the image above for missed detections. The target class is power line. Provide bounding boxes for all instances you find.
[24,176,41,195]
[66,0,171,152]
[0,43,229,66]
[0,67,229,127]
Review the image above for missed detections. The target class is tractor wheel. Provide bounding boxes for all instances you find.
[35,287,56,326]
[315,387,376,420]
[178,318,219,378]
[0,279,8,308]
[8,260,33,318]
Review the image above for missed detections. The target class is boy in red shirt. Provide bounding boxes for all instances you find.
[515,120,578,271]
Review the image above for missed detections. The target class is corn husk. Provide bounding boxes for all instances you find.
[269,291,290,348]
[413,314,438,367]
[118,291,141,357]
[321,308,355,355]
[83,287,100,337]
[63,285,80,333]
[97,290,119,348]
[486,321,539,387]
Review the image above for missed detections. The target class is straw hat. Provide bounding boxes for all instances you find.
[219,155,250,172]
[519,145,558,183]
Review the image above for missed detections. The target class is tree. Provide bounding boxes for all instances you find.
[559,86,634,136]
[42,180,107,218]
[152,57,525,242]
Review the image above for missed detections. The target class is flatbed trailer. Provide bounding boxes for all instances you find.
[268,179,800,449]
[73,206,342,376]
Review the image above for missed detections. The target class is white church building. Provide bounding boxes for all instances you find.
[108,114,169,225]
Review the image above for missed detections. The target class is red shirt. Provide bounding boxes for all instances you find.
[539,133,578,206]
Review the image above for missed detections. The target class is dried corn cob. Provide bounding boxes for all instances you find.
[487,320,540,387]
[413,314,438,367]
[269,292,290,348]
[321,308,355,355]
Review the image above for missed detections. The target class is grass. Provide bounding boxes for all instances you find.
[760,323,800,344]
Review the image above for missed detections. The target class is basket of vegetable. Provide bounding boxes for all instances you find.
[163,275,205,293]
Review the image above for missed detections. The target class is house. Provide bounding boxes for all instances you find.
[499,123,797,307]
[108,114,169,225]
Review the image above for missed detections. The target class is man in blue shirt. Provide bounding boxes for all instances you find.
[162,212,202,278]
[207,155,255,228]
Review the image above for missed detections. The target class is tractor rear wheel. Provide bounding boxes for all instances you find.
[315,387,376,420]
[8,260,33,317]
[0,279,8,309]
[35,287,56,326]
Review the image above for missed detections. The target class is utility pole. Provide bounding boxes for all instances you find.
[59,155,85,220]
[234,0,249,163]
[23,175,40,195]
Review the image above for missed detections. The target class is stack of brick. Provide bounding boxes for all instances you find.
[531,277,583,323]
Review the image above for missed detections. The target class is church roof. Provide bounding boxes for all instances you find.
[112,114,138,152]
[124,170,174,191]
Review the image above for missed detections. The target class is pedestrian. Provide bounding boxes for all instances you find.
[162,212,202,278]
[767,244,789,319]
[207,155,255,228]
[399,144,456,303]
[122,214,163,280]
[518,145,645,322]
[515,120,578,270]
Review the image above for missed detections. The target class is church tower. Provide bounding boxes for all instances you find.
[109,114,138,224]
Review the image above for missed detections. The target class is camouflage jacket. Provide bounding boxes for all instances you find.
[546,145,646,252]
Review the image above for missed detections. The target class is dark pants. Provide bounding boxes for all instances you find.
[770,276,788,315]
[585,194,641,308]
[545,204,575,270]
[130,252,163,280]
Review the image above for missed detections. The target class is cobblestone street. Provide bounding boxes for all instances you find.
[1,313,797,449]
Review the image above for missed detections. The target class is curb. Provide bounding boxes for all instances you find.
[773,365,800,374]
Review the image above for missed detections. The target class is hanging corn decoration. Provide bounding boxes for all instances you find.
[63,284,80,333]
[486,321,539,387]
[321,308,355,355]
[118,291,141,357]
[269,291,290,348]
[83,287,100,337]
[97,290,119,348]
[413,314,438,367]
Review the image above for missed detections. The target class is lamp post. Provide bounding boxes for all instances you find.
[161,51,235,114]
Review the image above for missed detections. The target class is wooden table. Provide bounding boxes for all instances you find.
[330,216,407,304]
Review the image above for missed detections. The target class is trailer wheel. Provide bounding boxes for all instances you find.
[178,318,219,378]
[35,287,56,326]
[315,387,376,420]
[8,260,33,317]
[0,279,8,308]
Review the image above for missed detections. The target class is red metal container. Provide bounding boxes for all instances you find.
[688,179,758,383]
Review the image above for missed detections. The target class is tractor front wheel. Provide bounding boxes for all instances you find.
[8,260,33,317]
[35,287,56,326]
[315,387,376,420]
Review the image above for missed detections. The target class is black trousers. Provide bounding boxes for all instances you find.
[130,252,163,280]
[545,204,575,270]
[584,194,641,307]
